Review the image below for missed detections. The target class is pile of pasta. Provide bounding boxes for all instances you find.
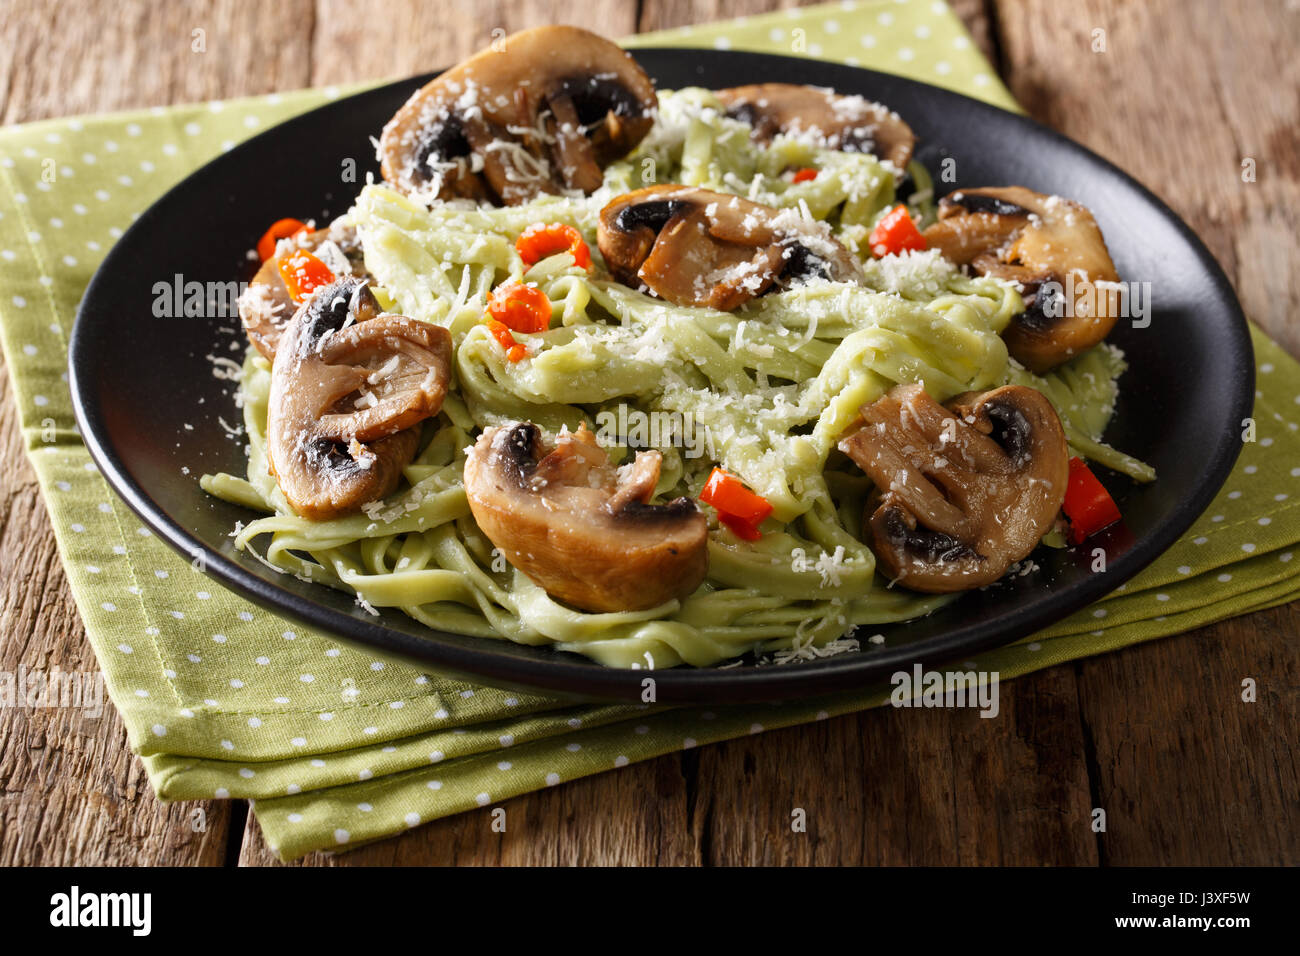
[204,90,1151,667]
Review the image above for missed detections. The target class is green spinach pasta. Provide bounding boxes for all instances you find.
[208,64,1153,669]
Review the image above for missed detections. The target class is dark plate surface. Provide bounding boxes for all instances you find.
[69,50,1253,703]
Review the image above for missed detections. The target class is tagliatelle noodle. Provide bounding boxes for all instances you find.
[202,89,1152,668]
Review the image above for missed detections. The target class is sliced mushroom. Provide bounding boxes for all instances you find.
[715,83,916,170]
[838,383,1069,593]
[379,26,657,206]
[267,277,452,520]
[922,186,1122,372]
[464,422,708,612]
[237,222,368,361]
[598,184,863,310]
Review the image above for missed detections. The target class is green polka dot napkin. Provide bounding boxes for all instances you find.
[0,1,1296,861]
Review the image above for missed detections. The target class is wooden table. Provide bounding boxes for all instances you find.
[1,0,1295,866]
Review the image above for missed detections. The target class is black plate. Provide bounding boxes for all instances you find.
[69,50,1253,703]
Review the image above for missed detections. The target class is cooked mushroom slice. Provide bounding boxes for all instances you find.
[922,186,1122,373]
[598,185,863,310]
[267,277,452,520]
[715,83,916,170]
[237,223,368,361]
[838,383,1069,593]
[464,422,708,613]
[379,25,657,206]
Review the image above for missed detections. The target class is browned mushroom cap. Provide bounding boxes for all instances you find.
[464,422,708,612]
[838,383,1069,593]
[379,26,657,206]
[715,83,916,169]
[922,186,1122,373]
[237,223,368,361]
[267,277,452,520]
[597,184,863,310]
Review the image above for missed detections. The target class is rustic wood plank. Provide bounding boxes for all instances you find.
[991,0,1300,864]
[0,350,231,865]
[1075,605,1300,865]
[687,665,1097,865]
[0,0,316,125]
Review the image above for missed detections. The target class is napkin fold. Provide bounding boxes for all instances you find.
[1,0,1295,860]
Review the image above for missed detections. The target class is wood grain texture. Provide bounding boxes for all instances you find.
[0,351,231,866]
[679,662,1099,865]
[992,0,1300,866]
[0,0,315,124]
[0,0,1295,867]
[1076,606,1300,866]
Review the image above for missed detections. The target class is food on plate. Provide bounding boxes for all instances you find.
[238,221,369,360]
[597,184,862,309]
[838,384,1069,592]
[922,186,1122,372]
[464,422,708,612]
[266,277,452,520]
[201,26,1152,668]
[379,25,657,205]
[715,83,916,170]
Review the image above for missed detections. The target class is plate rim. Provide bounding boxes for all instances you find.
[68,49,1255,703]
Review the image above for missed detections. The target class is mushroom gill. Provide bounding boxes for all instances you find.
[379,25,657,206]
[463,422,708,613]
[922,186,1122,373]
[267,277,452,520]
[597,184,863,310]
[715,83,916,170]
[838,383,1069,593]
